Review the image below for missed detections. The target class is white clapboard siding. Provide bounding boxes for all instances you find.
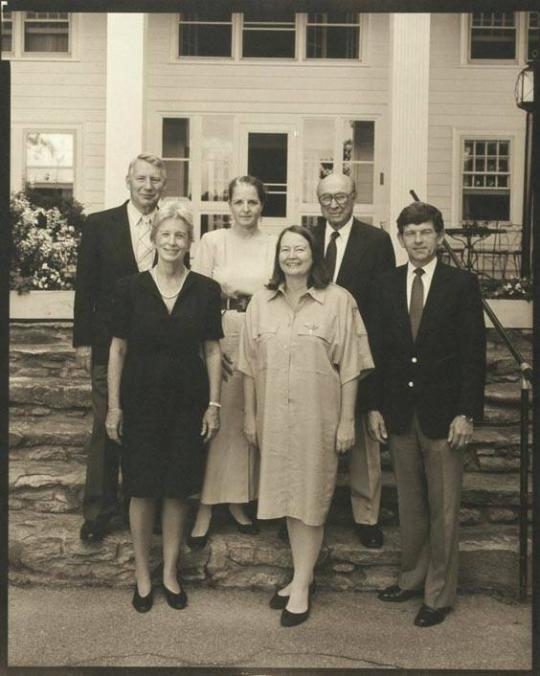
[427,13,525,225]
[9,13,107,214]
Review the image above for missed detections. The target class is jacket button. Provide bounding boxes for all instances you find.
[411,357,418,363]
[408,381,414,387]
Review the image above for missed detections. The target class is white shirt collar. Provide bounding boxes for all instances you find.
[127,200,157,229]
[407,255,438,279]
[325,216,353,241]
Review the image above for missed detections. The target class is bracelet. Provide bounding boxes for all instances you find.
[209,401,222,408]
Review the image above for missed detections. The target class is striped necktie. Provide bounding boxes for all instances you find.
[136,215,155,271]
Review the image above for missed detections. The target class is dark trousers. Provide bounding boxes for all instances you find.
[388,413,464,609]
[82,364,121,523]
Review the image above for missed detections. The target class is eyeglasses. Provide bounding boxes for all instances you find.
[318,192,353,206]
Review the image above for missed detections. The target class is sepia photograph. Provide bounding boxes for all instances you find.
[4,0,536,671]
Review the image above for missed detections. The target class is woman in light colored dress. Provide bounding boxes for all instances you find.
[188,176,276,546]
[238,225,374,627]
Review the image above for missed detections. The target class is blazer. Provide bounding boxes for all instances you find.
[312,217,396,328]
[312,217,396,410]
[369,261,486,439]
[73,202,139,365]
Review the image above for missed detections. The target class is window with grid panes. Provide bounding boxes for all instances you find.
[462,140,510,221]
[306,13,360,59]
[1,10,12,53]
[178,11,232,57]
[343,121,375,204]
[242,12,296,58]
[469,13,516,60]
[24,12,69,53]
[162,119,190,199]
[527,12,539,61]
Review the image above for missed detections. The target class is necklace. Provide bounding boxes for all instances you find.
[151,268,187,299]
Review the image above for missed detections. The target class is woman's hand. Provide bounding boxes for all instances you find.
[105,408,123,443]
[243,412,258,450]
[336,418,355,455]
[201,406,220,442]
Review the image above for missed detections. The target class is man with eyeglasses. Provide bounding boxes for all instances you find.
[312,172,395,549]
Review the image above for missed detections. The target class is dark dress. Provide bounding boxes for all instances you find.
[111,270,223,498]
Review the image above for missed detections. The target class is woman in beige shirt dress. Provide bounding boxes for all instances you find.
[188,176,276,547]
[238,225,374,627]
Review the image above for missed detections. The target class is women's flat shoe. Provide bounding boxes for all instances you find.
[270,580,316,610]
[280,605,310,627]
[132,586,153,613]
[163,579,188,610]
[187,532,209,550]
[235,521,259,535]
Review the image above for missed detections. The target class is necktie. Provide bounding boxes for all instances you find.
[410,267,425,341]
[136,216,155,271]
[325,230,340,280]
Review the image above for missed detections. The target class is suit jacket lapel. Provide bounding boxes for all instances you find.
[336,219,369,285]
[415,261,451,343]
[391,265,412,343]
[110,202,138,273]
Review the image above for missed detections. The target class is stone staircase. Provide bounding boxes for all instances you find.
[9,322,533,595]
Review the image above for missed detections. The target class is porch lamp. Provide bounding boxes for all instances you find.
[514,62,534,278]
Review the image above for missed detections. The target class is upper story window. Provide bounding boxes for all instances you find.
[462,139,510,221]
[24,12,70,53]
[1,10,12,53]
[469,12,516,61]
[25,132,75,200]
[306,13,360,59]
[178,11,232,57]
[2,11,74,58]
[527,11,539,61]
[242,11,296,58]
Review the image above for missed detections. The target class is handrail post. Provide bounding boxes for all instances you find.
[519,374,531,602]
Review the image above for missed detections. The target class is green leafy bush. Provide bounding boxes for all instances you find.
[10,191,84,293]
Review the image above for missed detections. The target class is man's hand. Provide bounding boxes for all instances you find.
[336,418,355,455]
[75,346,92,374]
[105,408,123,443]
[243,412,257,450]
[201,406,220,443]
[367,410,388,443]
[221,352,234,381]
[448,415,473,449]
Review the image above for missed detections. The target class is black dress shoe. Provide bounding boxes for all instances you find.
[163,578,188,610]
[80,519,110,543]
[187,532,209,550]
[281,603,310,627]
[269,580,317,610]
[132,586,153,613]
[414,604,451,627]
[378,585,422,602]
[355,523,383,548]
[235,522,259,535]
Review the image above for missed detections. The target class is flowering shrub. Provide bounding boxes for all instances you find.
[10,191,84,293]
[481,276,533,301]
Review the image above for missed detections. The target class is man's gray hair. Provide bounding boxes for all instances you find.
[127,153,167,181]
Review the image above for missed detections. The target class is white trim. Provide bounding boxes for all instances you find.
[3,10,78,60]
[451,129,523,227]
[461,11,534,66]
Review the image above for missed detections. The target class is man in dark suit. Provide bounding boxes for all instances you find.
[73,152,167,541]
[313,173,396,548]
[368,201,486,627]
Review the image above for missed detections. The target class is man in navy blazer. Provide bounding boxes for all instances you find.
[73,153,167,541]
[368,202,486,627]
[312,173,396,549]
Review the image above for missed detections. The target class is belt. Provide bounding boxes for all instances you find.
[222,295,252,312]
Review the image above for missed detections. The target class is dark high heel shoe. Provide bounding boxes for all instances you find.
[163,577,188,610]
[228,507,259,534]
[281,603,310,627]
[269,580,316,610]
[187,532,209,550]
[132,585,153,613]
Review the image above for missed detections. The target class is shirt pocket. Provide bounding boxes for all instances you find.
[294,323,335,375]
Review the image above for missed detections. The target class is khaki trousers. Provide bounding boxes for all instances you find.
[349,414,382,526]
[388,413,464,609]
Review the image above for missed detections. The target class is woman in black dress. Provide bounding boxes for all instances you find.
[105,202,223,612]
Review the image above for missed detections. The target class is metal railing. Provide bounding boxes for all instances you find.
[410,189,533,601]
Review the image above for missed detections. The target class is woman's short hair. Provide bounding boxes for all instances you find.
[227,175,267,205]
[267,225,331,290]
[150,201,193,243]
[396,202,444,234]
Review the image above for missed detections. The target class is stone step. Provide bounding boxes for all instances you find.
[10,342,84,379]
[9,414,91,453]
[8,512,532,597]
[10,376,91,411]
[485,382,533,407]
[9,457,532,528]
